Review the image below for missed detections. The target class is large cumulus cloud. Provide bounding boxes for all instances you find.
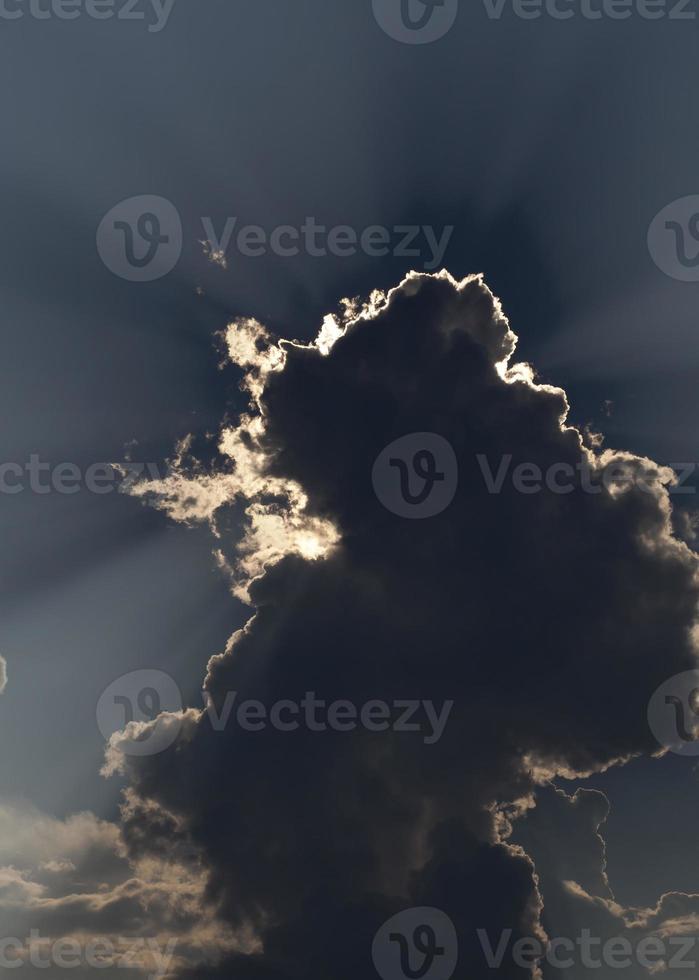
[96,271,699,977]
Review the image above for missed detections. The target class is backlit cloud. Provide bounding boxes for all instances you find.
[104,270,699,978]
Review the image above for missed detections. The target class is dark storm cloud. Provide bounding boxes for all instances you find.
[5,0,699,862]
[511,786,699,979]
[102,271,699,978]
[512,786,613,901]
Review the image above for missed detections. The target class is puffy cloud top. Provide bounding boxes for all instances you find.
[104,272,699,978]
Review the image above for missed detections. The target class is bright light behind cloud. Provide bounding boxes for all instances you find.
[121,315,341,601]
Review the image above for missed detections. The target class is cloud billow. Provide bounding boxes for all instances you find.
[109,271,699,978]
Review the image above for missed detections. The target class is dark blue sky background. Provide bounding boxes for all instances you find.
[1,0,698,912]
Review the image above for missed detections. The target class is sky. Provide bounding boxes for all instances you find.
[2,1,699,977]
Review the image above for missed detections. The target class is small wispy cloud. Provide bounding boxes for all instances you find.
[0,655,7,695]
